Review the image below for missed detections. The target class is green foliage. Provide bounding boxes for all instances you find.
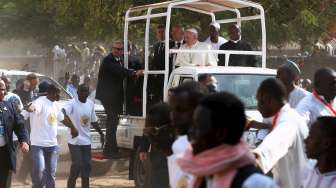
[0,0,335,51]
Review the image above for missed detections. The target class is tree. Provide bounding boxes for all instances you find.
[0,0,335,51]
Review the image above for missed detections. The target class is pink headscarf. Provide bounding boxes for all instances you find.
[177,141,255,188]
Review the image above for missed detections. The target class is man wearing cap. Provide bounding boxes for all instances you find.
[204,21,227,51]
[218,24,257,67]
[175,28,217,67]
[277,60,310,108]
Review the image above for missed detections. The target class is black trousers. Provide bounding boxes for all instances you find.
[0,145,12,188]
[102,100,120,155]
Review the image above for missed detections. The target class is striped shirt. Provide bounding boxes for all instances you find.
[303,160,336,188]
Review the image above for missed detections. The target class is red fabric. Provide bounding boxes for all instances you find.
[177,141,255,188]
[313,90,336,116]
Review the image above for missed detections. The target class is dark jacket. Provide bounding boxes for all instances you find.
[218,40,257,67]
[1,100,28,171]
[96,53,135,112]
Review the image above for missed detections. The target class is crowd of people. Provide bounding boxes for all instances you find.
[140,66,336,188]
[0,19,335,188]
[0,73,104,188]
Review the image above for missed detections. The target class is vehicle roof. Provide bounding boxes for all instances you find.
[129,0,262,13]
[0,69,43,77]
[172,66,276,76]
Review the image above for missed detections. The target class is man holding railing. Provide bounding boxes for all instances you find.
[218,24,257,67]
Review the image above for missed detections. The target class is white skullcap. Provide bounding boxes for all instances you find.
[186,28,198,35]
[209,21,220,30]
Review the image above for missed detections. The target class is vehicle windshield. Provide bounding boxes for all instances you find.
[6,75,71,100]
[213,74,274,109]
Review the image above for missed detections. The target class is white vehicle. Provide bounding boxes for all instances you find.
[1,69,111,175]
[117,0,272,187]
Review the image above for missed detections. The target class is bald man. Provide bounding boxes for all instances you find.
[296,67,336,127]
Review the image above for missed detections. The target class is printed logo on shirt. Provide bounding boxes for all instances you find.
[177,176,188,188]
[47,113,57,125]
[80,115,90,126]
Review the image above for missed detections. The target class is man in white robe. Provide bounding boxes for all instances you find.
[175,28,217,67]
[253,78,309,188]
[296,67,336,127]
[276,60,310,108]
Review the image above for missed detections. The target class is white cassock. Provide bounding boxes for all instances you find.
[296,93,336,127]
[167,135,194,188]
[288,87,310,108]
[254,104,309,188]
[175,41,217,67]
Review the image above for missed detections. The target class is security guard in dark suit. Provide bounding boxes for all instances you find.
[96,41,144,158]
[0,79,29,188]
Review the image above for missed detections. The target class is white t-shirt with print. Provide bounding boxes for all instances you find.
[28,96,64,147]
[64,98,97,145]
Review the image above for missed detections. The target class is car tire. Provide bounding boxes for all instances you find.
[133,146,151,188]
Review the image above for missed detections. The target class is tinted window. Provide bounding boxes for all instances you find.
[213,74,274,109]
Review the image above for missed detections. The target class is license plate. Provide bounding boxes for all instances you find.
[91,134,102,149]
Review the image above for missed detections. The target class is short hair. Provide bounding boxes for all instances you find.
[47,84,60,94]
[229,24,241,32]
[112,40,123,48]
[146,102,170,128]
[315,116,336,141]
[198,74,212,83]
[26,73,37,81]
[314,67,335,88]
[169,81,208,108]
[172,24,184,31]
[71,74,79,81]
[78,84,89,92]
[258,78,287,102]
[38,81,50,93]
[199,92,246,145]
[15,78,25,89]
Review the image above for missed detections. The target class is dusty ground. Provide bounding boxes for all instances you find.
[12,158,135,188]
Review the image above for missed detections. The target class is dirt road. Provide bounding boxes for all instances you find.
[12,158,135,188]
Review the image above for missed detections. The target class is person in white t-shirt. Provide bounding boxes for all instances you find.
[296,67,336,127]
[64,84,104,188]
[303,116,336,188]
[204,21,227,51]
[24,84,78,188]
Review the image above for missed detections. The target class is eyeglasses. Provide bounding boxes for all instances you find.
[143,124,169,136]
